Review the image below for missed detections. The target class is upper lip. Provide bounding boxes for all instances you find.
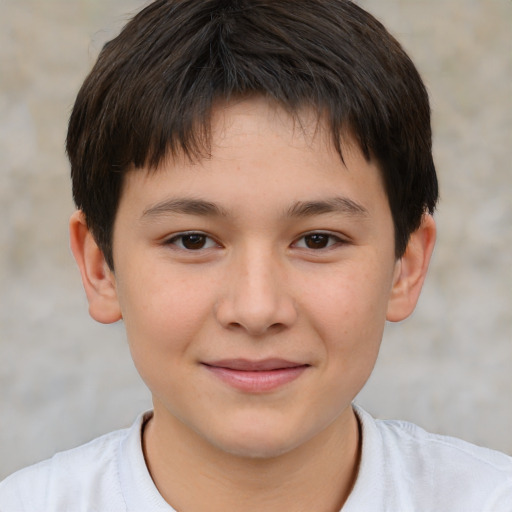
[203,359,309,371]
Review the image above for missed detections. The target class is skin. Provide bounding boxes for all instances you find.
[70,97,436,511]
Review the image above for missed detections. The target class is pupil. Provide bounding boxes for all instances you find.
[305,234,328,249]
[183,234,205,250]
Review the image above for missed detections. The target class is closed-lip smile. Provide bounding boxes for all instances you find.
[202,359,310,392]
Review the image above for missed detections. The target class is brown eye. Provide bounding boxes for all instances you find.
[303,234,330,249]
[181,234,207,250]
[294,232,344,250]
[168,232,218,250]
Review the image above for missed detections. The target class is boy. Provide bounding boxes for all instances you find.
[1,0,511,510]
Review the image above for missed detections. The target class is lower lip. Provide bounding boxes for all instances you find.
[203,365,308,393]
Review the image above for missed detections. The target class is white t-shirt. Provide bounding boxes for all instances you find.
[1,406,511,511]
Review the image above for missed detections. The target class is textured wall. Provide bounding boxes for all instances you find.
[0,0,511,479]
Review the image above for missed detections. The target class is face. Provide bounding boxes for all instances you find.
[108,98,401,458]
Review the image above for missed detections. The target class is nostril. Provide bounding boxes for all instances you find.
[225,321,285,336]
[214,289,298,334]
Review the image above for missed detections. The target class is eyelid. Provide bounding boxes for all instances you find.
[165,231,220,250]
[292,231,348,249]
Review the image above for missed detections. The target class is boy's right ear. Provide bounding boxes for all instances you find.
[69,211,122,324]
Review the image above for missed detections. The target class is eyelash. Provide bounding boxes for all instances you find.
[165,231,346,251]
[165,232,220,251]
[293,232,346,250]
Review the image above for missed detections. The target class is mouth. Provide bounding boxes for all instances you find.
[201,359,310,393]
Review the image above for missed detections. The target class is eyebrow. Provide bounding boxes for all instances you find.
[286,197,369,218]
[142,198,229,219]
[141,195,368,220]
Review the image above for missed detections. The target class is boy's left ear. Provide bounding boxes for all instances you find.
[386,214,436,322]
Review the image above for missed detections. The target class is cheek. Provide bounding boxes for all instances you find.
[118,275,212,405]
[117,266,214,363]
[301,261,392,332]
[297,260,393,384]
[313,275,388,396]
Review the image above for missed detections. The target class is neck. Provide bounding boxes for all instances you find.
[143,406,361,512]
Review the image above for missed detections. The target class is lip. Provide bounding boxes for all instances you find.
[202,359,310,392]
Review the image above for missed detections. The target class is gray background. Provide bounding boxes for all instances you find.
[0,0,511,479]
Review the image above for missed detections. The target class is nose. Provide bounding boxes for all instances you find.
[214,246,298,336]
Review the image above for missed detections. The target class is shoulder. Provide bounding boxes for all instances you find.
[0,419,140,512]
[346,405,512,511]
[375,412,512,475]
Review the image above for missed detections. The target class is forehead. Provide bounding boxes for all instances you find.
[213,97,323,143]
[119,97,388,219]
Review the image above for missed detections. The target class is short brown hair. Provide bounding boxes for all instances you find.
[67,0,438,269]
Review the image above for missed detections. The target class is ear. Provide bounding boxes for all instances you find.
[386,214,436,322]
[69,210,122,324]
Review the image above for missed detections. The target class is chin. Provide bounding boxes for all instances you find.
[205,420,309,460]
[217,436,298,460]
